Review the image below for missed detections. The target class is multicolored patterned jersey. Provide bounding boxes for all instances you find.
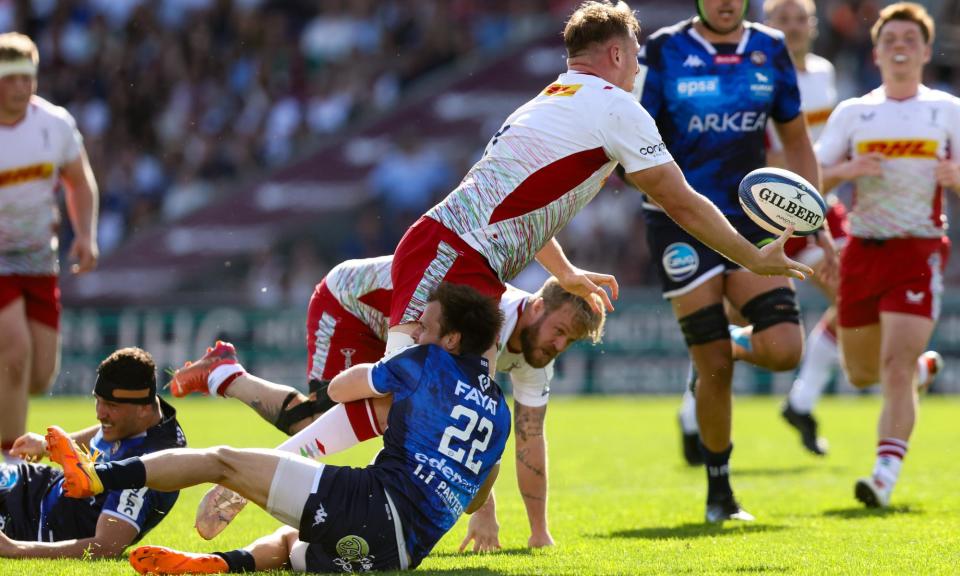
[425,71,672,282]
[0,398,185,542]
[324,256,394,340]
[816,86,960,239]
[369,345,510,566]
[768,53,837,150]
[638,20,801,215]
[0,96,84,275]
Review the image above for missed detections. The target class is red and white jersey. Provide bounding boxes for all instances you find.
[426,71,672,282]
[0,96,83,274]
[495,285,553,408]
[768,53,836,150]
[324,256,394,341]
[816,86,960,239]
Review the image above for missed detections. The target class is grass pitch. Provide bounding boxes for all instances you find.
[5,394,960,575]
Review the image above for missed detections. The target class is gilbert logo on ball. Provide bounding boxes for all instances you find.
[738,167,825,237]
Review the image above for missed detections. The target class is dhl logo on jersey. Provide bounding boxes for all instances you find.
[805,107,832,127]
[0,163,55,188]
[542,83,582,97]
[857,140,938,158]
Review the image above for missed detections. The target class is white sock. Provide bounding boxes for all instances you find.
[208,363,245,396]
[787,324,838,413]
[679,389,699,434]
[385,331,416,355]
[276,400,382,458]
[873,438,908,489]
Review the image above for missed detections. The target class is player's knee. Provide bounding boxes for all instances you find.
[740,288,800,334]
[752,334,803,371]
[209,445,241,482]
[844,364,877,389]
[679,303,729,348]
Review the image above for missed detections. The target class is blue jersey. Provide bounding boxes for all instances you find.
[369,345,510,566]
[2,398,187,542]
[639,19,801,214]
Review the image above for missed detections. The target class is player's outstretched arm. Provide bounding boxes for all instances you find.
[0,512,137,559]
[60,148,99,275]
[535,239,618,313]
[327,364,381,403]
[629,162,813,280]
[774,115,821,193]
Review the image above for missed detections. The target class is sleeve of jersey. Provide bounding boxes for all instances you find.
[59,108,84,165]
[100,487,153,533]
[509,361,554,408]
[601,97,673,173]
[368,345,429,400]
[771,43,802,124]
[948,97,960,158]
[814,103,851,166]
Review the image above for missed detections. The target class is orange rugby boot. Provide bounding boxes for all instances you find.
[45,425,104,498]
[169,341,240,397]
[130,546,229,575]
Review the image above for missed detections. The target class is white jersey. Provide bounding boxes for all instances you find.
[768,53,836,150]
[324,257,553,403]
[0,96,83,274]
[325,256,394,341]
[816,86,960,239]
[495,286,553,408]
[426,71,672,282]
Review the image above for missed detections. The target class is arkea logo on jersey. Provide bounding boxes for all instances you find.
[676,76,719,98]
[687,111,767,133]
[0,163,54,188]
[542,83,582,97]
[856,140,938,158]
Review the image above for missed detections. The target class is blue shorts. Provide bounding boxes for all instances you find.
[645,210,774,299]
[293,465,412,573]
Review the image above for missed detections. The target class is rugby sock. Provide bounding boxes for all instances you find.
[93,457,147,489]
[215,549,256,572]
[701,443,734,503]
[679,390,699,434]
[728,325,752,352]
[787,322,838,413]
[385,331,415,354]
[276,399,382,459]
[873,438,908,489]
[209,364,246,396]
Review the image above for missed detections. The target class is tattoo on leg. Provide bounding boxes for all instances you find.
[514,404,546,443]
[250,397,282,423]
[516,447,545,478]
[520,490,546,502]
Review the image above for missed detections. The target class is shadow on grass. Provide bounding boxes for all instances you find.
[376,570,511,576]
[602,522,788,540]
[430,546,537,559]
[732,465,844,477]
[822,504,919,519]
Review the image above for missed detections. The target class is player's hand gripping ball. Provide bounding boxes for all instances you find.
[738,167,826,237]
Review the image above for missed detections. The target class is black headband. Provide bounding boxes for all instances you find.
[94,373,157,405]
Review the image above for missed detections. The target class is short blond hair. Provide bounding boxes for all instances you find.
[563,1,640,58]
[536,277,606,345]
[763,0,816,18]
[871,2,934,45]
[0,32,39,65]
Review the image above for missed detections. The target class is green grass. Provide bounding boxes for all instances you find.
[4,395,960,575]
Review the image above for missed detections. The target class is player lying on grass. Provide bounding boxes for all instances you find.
[0,347,185,560]
[171,256,604,551]
[48,283,511,573]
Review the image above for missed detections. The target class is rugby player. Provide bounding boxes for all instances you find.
[0,32,99,462]
[814,2,955,508]
[49,283,509,574]
[0,348,185,560]
[637,0,834,521]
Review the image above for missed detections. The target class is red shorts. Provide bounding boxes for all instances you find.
[305,281,386,381]
[784,200,850,258]
[391,216,506,326]
[838,236,950,328]
[0,275,60,329]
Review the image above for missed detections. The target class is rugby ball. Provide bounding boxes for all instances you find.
[738,167,825,237]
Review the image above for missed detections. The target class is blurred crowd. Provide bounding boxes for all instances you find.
[2,0,958,306]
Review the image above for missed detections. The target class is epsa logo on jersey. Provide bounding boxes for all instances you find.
[856,140,938,158]
[676,76,719,98]
[542,83,582,97]
[663,243,699,282]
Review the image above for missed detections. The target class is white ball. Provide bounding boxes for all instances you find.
[738,167,826,237]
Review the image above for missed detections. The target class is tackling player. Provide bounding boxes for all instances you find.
[814,2,955,508]
[381,0,813,368]
[0,32,99,462]
[171,256,604,550]
[48,283,509,574]
[0,348,185,560]
[637,0,834,522]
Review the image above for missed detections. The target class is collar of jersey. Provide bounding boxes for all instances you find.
[687,19,752,56]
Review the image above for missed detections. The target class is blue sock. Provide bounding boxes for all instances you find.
[215,550,256,572]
